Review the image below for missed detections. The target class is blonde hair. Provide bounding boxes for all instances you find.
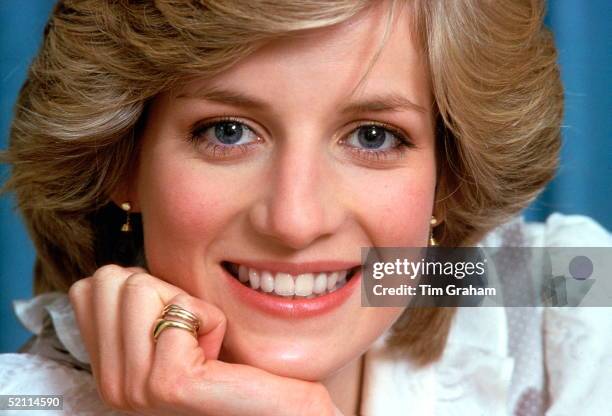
[2,0,562,366]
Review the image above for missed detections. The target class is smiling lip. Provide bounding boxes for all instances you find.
[228,260,359,275]
[222,260,361,318]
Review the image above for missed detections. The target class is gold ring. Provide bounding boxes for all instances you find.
[163,310,200,330]
[163,304,199,323]
[152,319,197,343]
[152,303,202,343]
[162,305,200,330]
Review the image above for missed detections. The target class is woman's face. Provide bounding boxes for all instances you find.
[129,2,436,381]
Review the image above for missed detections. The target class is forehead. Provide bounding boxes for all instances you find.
[175,1,430,114]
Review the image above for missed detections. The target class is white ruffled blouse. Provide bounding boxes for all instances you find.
[1,213,611,415]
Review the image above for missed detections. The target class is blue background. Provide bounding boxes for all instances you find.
[1,1,611,352]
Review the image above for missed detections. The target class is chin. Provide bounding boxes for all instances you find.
[219,330,352,381]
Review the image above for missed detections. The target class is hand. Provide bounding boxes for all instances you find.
[68,264,343,416]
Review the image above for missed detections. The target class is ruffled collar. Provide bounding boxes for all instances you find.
[14,292,91,370]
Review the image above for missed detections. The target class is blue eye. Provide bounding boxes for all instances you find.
[344,124,414,152]
[187,117,415,163]
[346,125,399,150]
[191,118,259,146]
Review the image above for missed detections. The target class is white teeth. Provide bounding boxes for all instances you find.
[338,270,347,284]
[238,265,249,283]
[313,273,327,294]
[294,273,314,296]
[274,273,294,296]
[326,272,338,291]
[248,269,260,290]
[260,271,275,293]
[231,264,354,297]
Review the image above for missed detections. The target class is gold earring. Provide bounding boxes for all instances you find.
[429,216,438,247]
[121,202,132,232]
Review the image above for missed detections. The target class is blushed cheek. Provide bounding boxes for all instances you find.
[353,176,435,247]
[137,156,229,283]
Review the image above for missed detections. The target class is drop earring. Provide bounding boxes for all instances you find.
[121,202,132,232]
[429,216,438,247]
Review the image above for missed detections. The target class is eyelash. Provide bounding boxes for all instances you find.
[187,116,259,159]
[187,116,415,161]
[340,122,416,162]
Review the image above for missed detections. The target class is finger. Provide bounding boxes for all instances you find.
[68,277,97,371]
[126,266,148,274]
[208,363,336,416]
[201,362,336,416]
[91,265,133,407]
[149,358,335,416]
[120,272,187,410]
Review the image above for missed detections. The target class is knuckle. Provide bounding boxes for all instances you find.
[95,263,125,279]
[146,377,174,406]
[147,370,187,407]
[147,363,214,409]
[126,266,148,274]
[124,273,160,302]
[171,292,192,306]
[97,377,125,410]
[92,265,129,289]
[124,272,155,291]
[68,278,90,303]
[124,388,149,412]
[68,279,84,299]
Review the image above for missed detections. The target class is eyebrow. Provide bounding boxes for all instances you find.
[176,85,427,115]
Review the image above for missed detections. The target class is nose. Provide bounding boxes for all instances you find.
[249,139,345,250]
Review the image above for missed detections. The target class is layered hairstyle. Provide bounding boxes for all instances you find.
[1,0,562,365]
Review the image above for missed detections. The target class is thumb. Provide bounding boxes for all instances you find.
[193,297,227,360]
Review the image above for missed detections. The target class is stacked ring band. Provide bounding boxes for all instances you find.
[162,304,200,331]
[152,303,201,343]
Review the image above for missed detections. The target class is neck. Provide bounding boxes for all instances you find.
[323,354,364,416]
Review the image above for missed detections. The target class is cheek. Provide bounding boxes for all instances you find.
[346,169,436,246]
[136,153,232,283]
